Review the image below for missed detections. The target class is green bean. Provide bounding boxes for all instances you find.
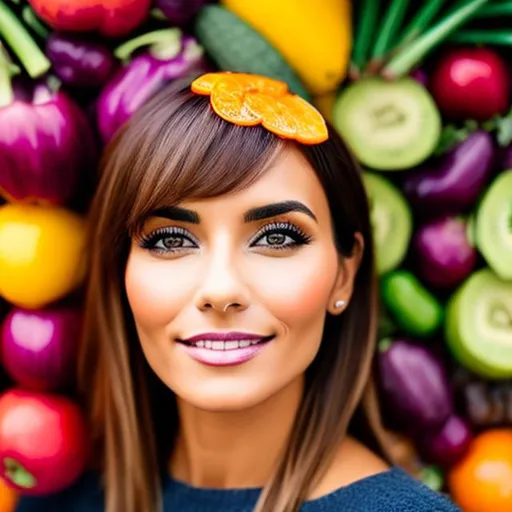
[370,0,411,62]
[448,29,512,45]
[351,0,380,70]
[395,0,447,46]
[475,1,512,17]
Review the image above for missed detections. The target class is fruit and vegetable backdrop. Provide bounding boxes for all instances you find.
[0,0,511,510]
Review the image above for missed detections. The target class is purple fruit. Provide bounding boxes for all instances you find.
[46,33,116,88]
[412,216,478,289]
[378,338,453,430]
[403,130,495,216]
[154,0,207,25]
[419,415,473,467]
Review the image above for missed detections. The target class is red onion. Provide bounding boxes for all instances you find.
[419,415,473,467]
[0,306,82,392]
[412,216,478,289]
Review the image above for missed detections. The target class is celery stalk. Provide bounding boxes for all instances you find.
[0,0,50,78]
[382,0,490,79]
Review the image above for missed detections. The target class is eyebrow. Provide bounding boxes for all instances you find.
[149,200,318,224]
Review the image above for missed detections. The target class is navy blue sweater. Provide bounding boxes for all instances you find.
[16,467,461,511]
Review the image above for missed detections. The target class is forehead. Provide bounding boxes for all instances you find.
[181,146,329,216]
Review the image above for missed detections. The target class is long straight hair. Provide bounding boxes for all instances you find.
[78,79,393,512]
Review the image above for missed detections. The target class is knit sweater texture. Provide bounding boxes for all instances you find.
[16,466,461,511]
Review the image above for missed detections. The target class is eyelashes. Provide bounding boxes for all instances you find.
[137,221,313,255]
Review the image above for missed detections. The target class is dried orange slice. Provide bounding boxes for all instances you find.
[191,72,231,95]
[235,74,288,96]
[191,72,329,144]
[210,76,261,126]
[281,95,328,144]
[245,93,297,139]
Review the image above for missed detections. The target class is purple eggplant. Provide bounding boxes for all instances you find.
[378,338,453,430]
[403,130,495,216]
[46,33,116,88]
[97,28,208,144]
[412,216,478,289]
[153,0,207,25]
[418,415,473,467]
[500,144,512,171]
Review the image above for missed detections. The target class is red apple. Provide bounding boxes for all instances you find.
[0,389,88,496]
[430,48,510,122]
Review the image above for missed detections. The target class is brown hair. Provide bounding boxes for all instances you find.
[78,79,393,512]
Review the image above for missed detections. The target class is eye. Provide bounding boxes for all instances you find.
[138,227,198,254]
[250,222,312,250]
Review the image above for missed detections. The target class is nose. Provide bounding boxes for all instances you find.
[195,246,249,314]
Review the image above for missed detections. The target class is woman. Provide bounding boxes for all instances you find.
[17,73,460,512]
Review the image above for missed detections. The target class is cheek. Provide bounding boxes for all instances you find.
[124,251,191,328]
[252,246,338,323]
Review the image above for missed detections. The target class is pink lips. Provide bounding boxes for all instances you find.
[178,332,273,367]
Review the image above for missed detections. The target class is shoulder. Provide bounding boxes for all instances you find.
[310,436,390,498]
[15,472,104,512]
[306,437,460,511]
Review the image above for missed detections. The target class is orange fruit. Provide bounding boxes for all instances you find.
[0,477,18,511]
[0,203,87,309]
[448,429,512,512]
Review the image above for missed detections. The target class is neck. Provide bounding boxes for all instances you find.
[170,376,304,489]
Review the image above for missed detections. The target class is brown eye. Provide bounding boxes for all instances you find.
[139,226,198,254]
[250,221,312,250]
[266,233,286,245]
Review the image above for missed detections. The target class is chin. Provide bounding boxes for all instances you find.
[171,379,278,412]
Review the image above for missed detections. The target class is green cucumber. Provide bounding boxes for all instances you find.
[195,5,310,101]
[474,171,512,280]
[363,172,412,275]
[381,270,444,338]
[445,269,512,379]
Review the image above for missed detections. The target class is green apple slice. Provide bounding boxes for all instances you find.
[363,172,412,275]
[475,171,512,280]
[445,268,512,379]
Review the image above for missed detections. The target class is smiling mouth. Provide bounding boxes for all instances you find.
[178,335,274,351]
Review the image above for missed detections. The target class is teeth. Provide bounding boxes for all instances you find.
[191,339,267,350]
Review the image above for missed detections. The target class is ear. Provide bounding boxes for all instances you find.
[327,233,364,315]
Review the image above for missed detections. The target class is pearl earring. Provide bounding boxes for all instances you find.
[334,299,346,309]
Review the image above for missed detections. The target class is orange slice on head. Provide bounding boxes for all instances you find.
[281,95,329,144]
[210,76,261,126]
[191,72,231,95]
[245,92,297,140]
[235,74,288,96]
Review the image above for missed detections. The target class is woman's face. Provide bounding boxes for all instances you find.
[125,145,360,411]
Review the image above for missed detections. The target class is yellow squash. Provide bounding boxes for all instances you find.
[221,0,352,96]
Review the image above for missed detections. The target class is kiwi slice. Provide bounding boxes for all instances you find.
[333,77,441,171]
[363,172,412,275]
[475,171,512,280]
[445,268,512,379]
